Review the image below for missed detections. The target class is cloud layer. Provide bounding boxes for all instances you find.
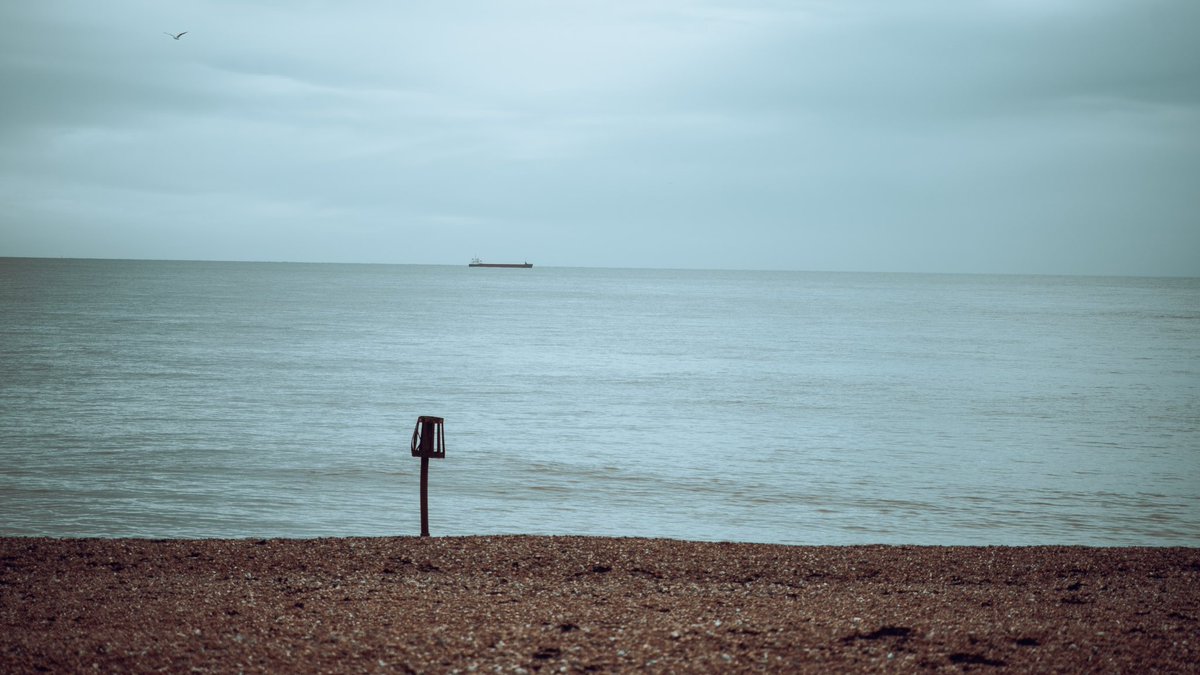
[2,0,1197,274]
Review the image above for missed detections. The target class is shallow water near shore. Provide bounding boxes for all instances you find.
[1,258,1197,545]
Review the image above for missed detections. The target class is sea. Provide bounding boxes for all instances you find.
[1,258,1197,546]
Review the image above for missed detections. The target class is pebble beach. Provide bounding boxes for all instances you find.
[2,536,1197,673]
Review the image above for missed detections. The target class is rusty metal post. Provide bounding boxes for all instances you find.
[410,416,445,538]
[419,455,430,537]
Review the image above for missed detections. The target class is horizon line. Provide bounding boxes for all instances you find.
[1,255,1196,280]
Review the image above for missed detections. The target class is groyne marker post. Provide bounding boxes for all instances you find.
[410,416,445,537]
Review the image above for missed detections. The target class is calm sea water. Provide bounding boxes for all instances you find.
[1,258,1197,545]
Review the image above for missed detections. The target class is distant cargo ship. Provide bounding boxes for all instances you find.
[469,257,532,269]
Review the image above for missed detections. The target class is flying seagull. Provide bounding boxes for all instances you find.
[164,31,187,40]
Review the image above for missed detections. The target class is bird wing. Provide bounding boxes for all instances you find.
[177,32,187,38]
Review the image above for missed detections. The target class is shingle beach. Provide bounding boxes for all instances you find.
[2,536,1196,673]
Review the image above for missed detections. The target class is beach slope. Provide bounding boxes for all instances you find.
[2,536,1197,672]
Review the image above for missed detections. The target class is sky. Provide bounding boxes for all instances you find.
[1,1,1197,275]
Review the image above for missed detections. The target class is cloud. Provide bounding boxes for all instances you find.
[1,0,1197,274]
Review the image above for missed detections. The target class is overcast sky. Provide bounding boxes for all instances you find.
[1,1,1197,275]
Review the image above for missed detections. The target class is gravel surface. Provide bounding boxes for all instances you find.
[1,536,1197,673]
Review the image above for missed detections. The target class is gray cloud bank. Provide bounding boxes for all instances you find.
[2,0,1197,275]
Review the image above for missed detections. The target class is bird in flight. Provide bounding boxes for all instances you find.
[164,31,188,40]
